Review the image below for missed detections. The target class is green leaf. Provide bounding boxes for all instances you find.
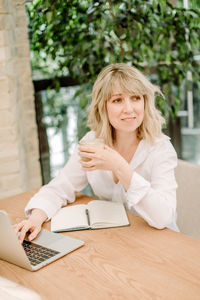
[26,0,200,120]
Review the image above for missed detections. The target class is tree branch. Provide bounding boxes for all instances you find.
[33,76,80,92]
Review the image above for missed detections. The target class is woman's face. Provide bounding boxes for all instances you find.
[106,84,144,135]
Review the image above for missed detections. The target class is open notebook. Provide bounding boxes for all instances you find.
[51,200,130,232]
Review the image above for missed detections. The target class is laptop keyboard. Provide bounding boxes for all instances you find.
[22,240,60,266]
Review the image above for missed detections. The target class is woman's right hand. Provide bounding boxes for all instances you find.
[14,208,48,243]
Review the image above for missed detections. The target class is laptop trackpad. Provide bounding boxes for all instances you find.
[32,229,63,247]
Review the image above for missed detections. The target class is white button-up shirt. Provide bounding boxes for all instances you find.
[25,131,179,231]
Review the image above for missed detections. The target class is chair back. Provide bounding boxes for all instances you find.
[175,159,200,240]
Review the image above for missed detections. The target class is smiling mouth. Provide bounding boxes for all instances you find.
[121,117,136,120]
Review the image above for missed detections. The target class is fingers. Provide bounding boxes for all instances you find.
[28,227,41,241]
[81,166,96,171]
[13,220,27,234]
[79,149,96,159]
[80,162,96,171]
[79,153,94,161]
[14,220,39,243]
[79,148,105,161]
[80,155,100,167]
[18,223,32,243]
[78,145,96,153]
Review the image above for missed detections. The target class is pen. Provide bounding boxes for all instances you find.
[85,209,91,227]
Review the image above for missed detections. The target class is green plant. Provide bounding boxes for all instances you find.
[27,0,200,124]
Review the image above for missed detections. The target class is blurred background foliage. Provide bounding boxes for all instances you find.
[25,0,200,182]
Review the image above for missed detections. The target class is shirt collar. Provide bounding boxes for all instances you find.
[131,135,170,169]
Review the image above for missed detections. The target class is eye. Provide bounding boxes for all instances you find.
[113,98,122,103]
[132,95,141,101]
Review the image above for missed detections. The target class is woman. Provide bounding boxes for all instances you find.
[15,63,179,242]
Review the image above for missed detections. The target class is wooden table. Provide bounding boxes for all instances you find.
[0,189,200,300]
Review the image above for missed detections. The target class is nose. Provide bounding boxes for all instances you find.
[123,98,134,113]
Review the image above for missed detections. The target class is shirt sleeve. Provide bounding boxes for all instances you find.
[125,141,178,229]
[25,147,88,220]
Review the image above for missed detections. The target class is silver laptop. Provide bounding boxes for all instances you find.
[0,210,85,271]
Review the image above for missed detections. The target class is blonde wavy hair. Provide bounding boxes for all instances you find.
[87,63,165,146]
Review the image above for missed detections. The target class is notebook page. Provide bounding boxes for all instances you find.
[88,200,129,228]
[51,204,88,231]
